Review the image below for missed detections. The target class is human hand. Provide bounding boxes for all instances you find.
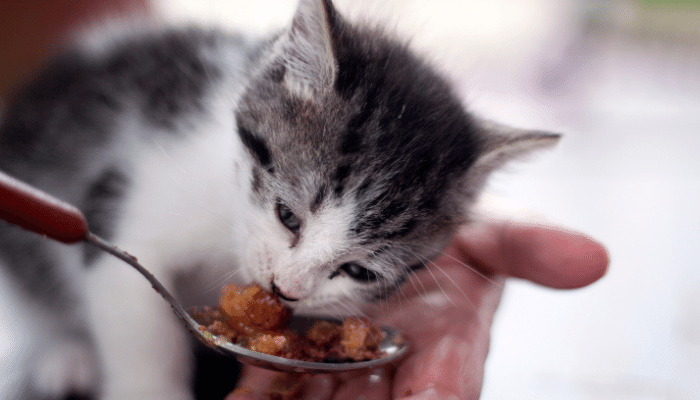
[225,220,608,399]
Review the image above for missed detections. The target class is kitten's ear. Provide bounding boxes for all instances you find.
[280,0,337,98]
[473,119,562,172]
[460,120,560,218]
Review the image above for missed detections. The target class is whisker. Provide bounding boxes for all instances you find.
[335,299,364,318]
[322,302,342,320]
[417,243,504,289]
[207,267,245,292]
[376,244,436,308]
[389,274,413,311]
[152,138,193,179]
[335,302,351,319]
[404,248,458,307]
[425,257,476,309]
[401,245,478,307]
[327,299,352,318]
[400,259,432,306]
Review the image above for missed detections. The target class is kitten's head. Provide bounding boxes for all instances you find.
[234,0,559,317]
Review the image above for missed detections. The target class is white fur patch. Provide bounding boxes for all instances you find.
[272,202,355,299]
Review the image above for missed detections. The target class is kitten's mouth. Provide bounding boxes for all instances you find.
[271,281,300,302]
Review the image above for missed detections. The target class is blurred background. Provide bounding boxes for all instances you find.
[2,0,699,398]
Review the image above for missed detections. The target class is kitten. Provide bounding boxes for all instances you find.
[0,0,559,398]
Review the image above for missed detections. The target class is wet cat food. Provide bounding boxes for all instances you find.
[190,283,386,362]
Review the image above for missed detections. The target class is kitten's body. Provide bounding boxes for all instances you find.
[0,1,558,398]
[0,29,253,399]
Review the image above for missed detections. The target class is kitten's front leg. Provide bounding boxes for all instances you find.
[85,252,193,400]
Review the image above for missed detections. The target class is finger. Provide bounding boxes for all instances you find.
[333,368,392,400]
[451,220,609,289]
[226,368,334,400]
[304,374,337,399]
[224,366,279,400]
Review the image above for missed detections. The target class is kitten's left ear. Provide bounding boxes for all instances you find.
[459,120,560,217]
[279,0,338,98]
[473,119,562,172]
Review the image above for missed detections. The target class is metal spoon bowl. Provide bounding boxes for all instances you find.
[0,170,408,373]
[197,314,408,373]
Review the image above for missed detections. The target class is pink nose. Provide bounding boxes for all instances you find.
[271,281,300,302]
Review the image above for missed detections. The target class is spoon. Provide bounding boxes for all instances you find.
[0,170,407,373]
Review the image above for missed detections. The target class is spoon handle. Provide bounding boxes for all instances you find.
[0,169,88,243]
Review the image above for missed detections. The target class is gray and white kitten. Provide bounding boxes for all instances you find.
[0,0,558,398]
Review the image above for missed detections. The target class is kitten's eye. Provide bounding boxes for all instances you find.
[276,202,301,233]
[339,263,380,282]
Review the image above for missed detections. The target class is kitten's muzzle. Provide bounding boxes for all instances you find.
[271,281,300,302]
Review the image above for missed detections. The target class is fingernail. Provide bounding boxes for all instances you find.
[405,387,459,400]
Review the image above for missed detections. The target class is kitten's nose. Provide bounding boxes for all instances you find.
[271,281,300,302]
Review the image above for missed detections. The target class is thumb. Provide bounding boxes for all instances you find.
[225,367,320,400]
[452,220,609,289]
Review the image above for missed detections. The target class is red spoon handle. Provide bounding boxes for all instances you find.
[0,170,88,243]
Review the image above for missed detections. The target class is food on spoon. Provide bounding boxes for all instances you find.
[219,283,291,330]
[305,320,341,346]
[190,283,386,362]
[339,317,385,361]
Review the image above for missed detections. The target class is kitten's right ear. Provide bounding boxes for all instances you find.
[279,0,338,98]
